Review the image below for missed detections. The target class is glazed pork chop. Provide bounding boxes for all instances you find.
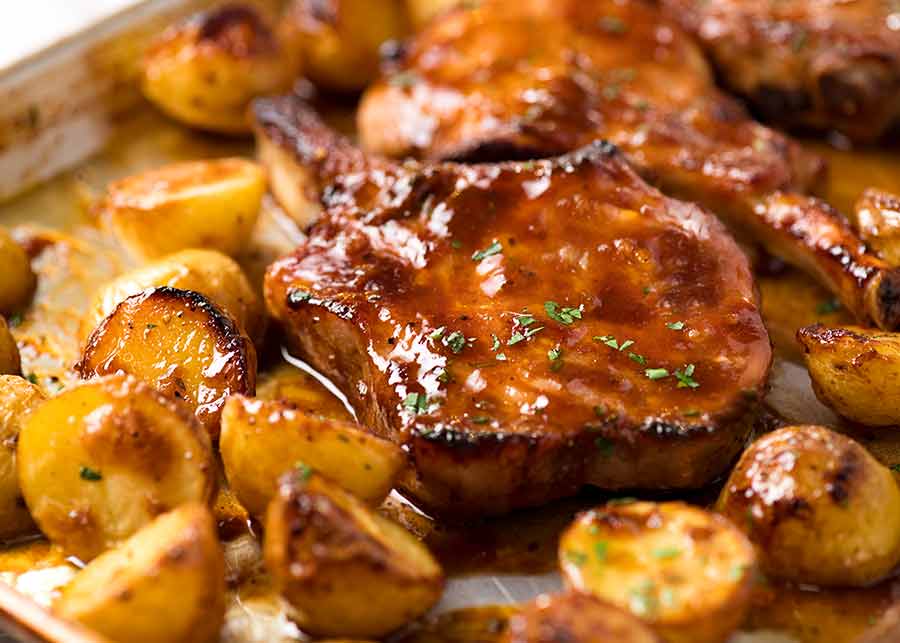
[257,96,772,516]
[357,0,900,330]
[660,0,900,143]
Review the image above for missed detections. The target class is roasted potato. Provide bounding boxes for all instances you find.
[405,0,466,29]
[56,503,225,643]
[82,248,264,343]
[0,317,20,376]
[0,227,36,314]
[220,395,404,517]
[78,287,257,438]
[0,375,45,540]
[103,158,265,260]
[853,189,900,265]
[505,593,661,643]
[798,324,900,426]
[17,374,216,561]
[264,469,444,637]
[559,501,757,643]
[282,0,408,92]
[142,4,301,134]
[717,425,900,587]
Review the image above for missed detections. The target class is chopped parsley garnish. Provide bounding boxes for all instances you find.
[496,353,507,361]
[429,326,446,341]
[451,239,462,249]
[729,564,747,580]
[403,392,430,414]
[544,301,583,325]
[79,466,102,481]
[594,541,608,562]
[891,464,900,473]
[599,15,627,34]
[645,368,669,380]
[652,547,681,559]
[491,334,501,351]
[295,461,313,481]
[516,313,537,327]
[629,581,659,617]
[471,240,503,262]
[548,345,562,361]
[389,71,420,88]
[816,298,842,315]
[683,409,701,417]
[666,321,685,331]
[287,289,313,305]
[146,323,157,330]
[471,416,491,424]
[595,436,614,456]
[7,313,22,328]
[628,352,647,365]
[565,550,588,567]
[593,334,634,351]
[443,331,468,354]
[594,405,607,418]
[25,374,38,385]
[642,286,651,296]
[674,364,700,389]
[507,325,544,345]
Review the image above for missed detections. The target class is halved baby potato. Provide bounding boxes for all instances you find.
[78,287,257,438]
[559,501,757,643]
[102,158,265,260]
[17,374,216,561]
[0,375,45,540]
[55,502,225,643]
[220,395,404,518]
[265,469,444,638]
[797,324,900,426]
[717,425,900,587]
[142,4,301,134]
[505,593,661,643]
[0,227,36,315]
[82,248,264,343]
[0,317,20,376]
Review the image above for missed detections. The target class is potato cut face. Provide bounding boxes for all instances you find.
[0,375,45,540]
[104,158,265,259]
[221,395,404,517]
[0,317,20,376]
[78,287,257,438]
[83,248,264,344]
[265,470,444,638]
[56,502,225,643]
[17,374,216,561]
[559,501,756,643]
[0,227,36,315]
[717,425,900,587]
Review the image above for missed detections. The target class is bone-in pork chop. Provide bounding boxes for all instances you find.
[257,96,772,517]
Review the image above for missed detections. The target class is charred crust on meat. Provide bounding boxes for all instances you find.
[875,269,900,331]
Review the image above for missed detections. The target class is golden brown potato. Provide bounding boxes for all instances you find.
[282,0,408,92]
[0,317,20,376]
[405,0,466,29]
[265,469,444,637]
[505,593,661,643]
[220,395,404,518]
[142,4,301,134]
[0,227,36,315]
[717,425,900,587]
[17,374,216,561]
[559,501,757,643]
[78,287,257,438]
[853,189,900,266]
[102,158,265,260]
[798,324,900,426]
[82,248,265,343]
[56,503,225,643]
[0,375,44,540]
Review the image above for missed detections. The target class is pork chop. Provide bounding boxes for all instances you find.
[257,96,772,517]
[356,0,900,330]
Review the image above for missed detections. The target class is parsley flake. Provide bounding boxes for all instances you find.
[544,301,582,325]
[666,321,685,331]
[628,352,647,365]
[429,326,446,341]
[565,550,588,567]
[295,461,313,481]
[491,334,501,351]
[652,547,681,560]
[595,436,614,456]
[472,240,503,262]
[403,392,430,414]
[599,15,627,34]
[594,541,608,562]
[287,289,313,305]
[443,331,467,354]
[816,298,842,315]
[548,345,562,361]
[645,368,669,380]
[674,364,700,389]
[79,466,102,481]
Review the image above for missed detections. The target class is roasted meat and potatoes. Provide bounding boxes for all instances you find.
[1,0,900,642]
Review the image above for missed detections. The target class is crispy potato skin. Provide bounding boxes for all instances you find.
[559,501,757,643]
[103,158,265,260]
[797,324,900,426]
[82,249,265,343]
[854,189,900,266]
[282,0,408,91]
[17,374,216,561]
[56,503,225,643]
[0,317,20,376]
[0,228,36,315]
[78,287,257,438]
[265,470,444,637]
[220,395,404,518]
[505,592,661,643]
[142,4,301,134]
[717,425,900,587]
[0,375,45,540]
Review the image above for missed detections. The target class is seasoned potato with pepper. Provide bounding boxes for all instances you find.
[853,189,900,265]
[0,317,20,376]
[103,158,265,260]
[221,395,404,518]
[717,425,900,587]
[282,0,408,91]
[0,227,35,315]
[82,249,264,343]
[78,287,257,438]
[56,503,225,643]
[265,469,444,637]
[506,593,661,643]
[17,374,216,561]
[559,501,756,643]
[798,324,900,426]
[142,4,301,134]
[0,375,44,540]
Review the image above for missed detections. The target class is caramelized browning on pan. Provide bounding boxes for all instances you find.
[258,96,771,516]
